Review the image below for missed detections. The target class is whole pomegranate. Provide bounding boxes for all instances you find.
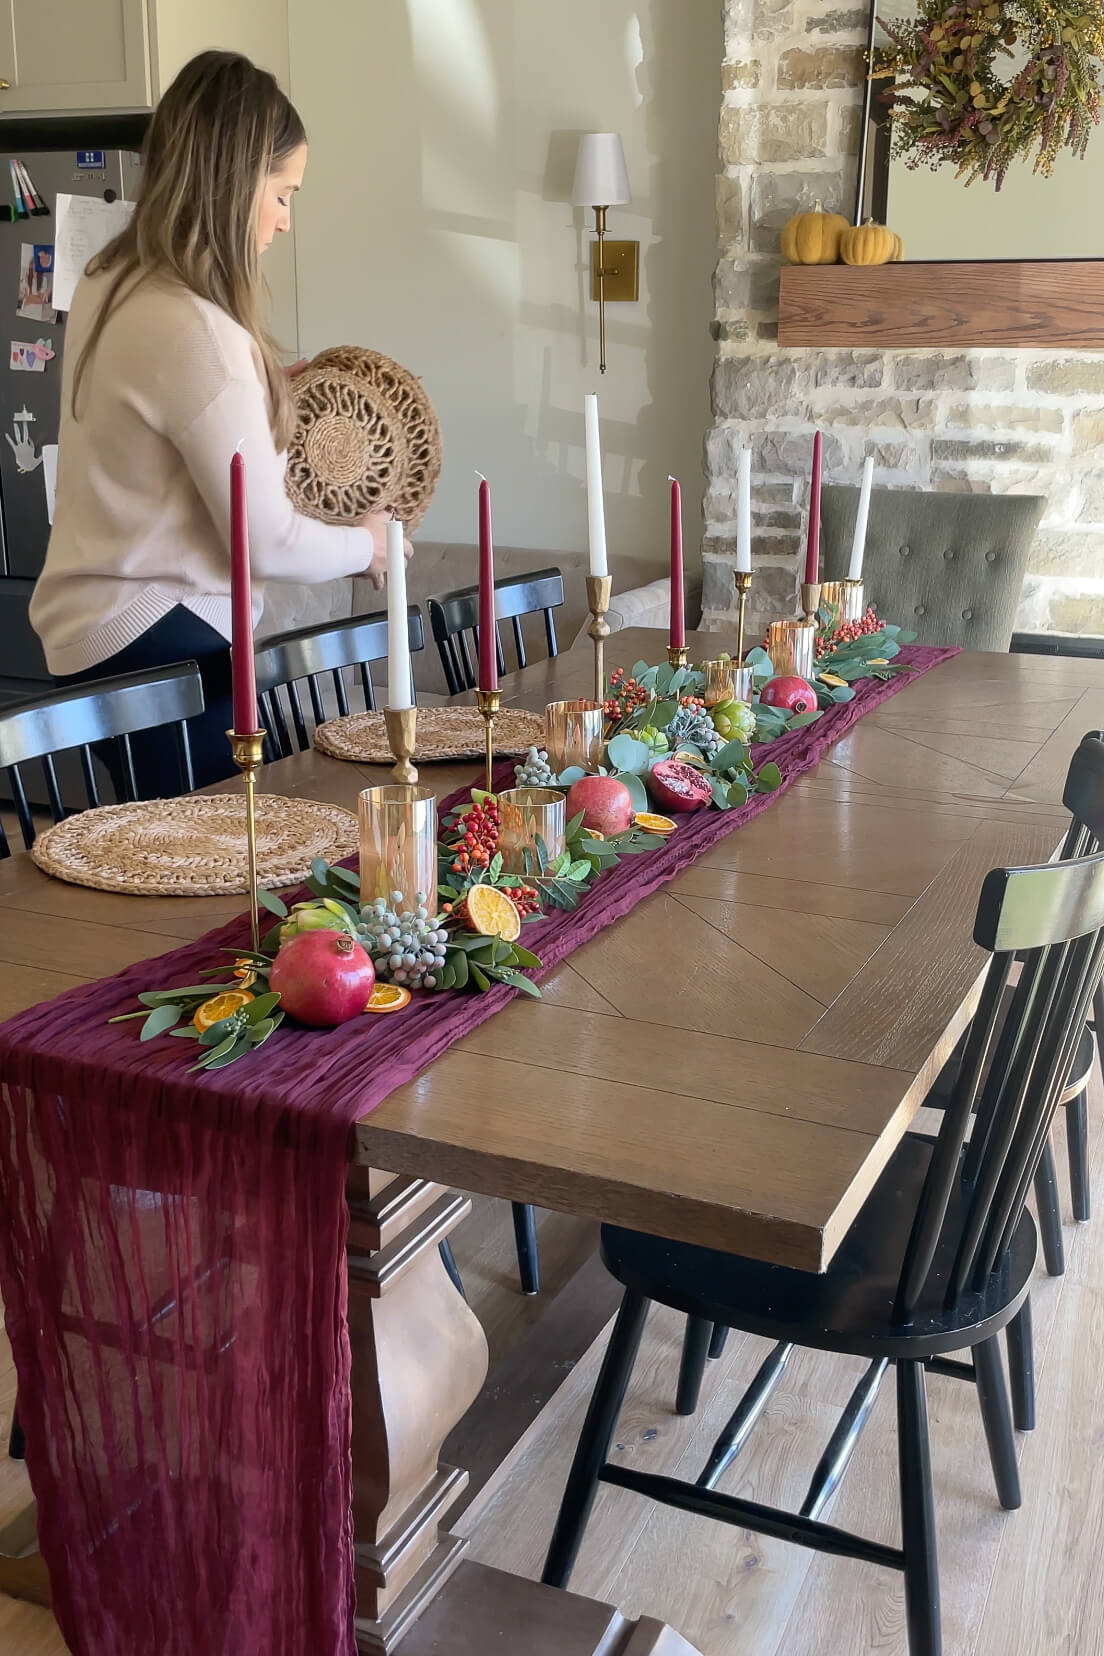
[269,929,376,1027]
[759,675,817,715]
[565,774,634,837]
[649,759,712,813]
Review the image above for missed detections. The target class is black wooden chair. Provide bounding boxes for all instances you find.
[254,608,425,759]
[542,847,1104,1655]
[0,662,204,856]
[427,569,564,695]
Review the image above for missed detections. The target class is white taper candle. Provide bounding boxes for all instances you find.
[736,446,752,573]
[583,393,608,579]
[848,456,874,582]
[386,518,412,710]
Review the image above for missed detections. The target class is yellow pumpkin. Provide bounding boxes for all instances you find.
[780,200,850,266]
[890,230,905,262]
[839,219,897,267]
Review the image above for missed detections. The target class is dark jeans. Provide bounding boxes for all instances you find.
[55,605,239,798]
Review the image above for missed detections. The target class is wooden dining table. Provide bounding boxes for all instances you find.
[0,629,1100,1655]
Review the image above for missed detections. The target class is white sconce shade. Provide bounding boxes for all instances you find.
[571,133,631,208]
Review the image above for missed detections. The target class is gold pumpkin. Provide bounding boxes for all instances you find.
[890,230,906,262]
[839,220,897,267]
[780,200,850,266]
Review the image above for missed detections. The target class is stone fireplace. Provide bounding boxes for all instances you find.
[704,0,1104,639]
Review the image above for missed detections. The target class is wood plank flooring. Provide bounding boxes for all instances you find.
[2,1078,1101,1653]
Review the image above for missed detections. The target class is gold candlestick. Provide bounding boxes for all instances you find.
[475,687,501,793]
[227,728,265,951]
[383,705,418,785]
[667,644,689,669]
[734,568,753,667]
[800,580,822,625]
[585,574,612,704]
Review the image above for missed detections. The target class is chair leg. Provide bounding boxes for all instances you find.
[800,1357,889,1520]
[972,1338,1021,1510]
[1065,1088,1091,1222]
[1033,1141,1066,1276]
[438,1239,465,1300]
[676,1316,713,1417]
[511,1202,540,1296]
[1094,983,1104,1082]
[1005,1299,1035,1432]
[542,1287,650,1590]
[708,1323,729,1360]
[7,1403,24,1461]
[896,1360,942,1656]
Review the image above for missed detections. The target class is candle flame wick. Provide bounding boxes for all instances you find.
[235,438,245,455]
[668,475,678,484]
[475,470,487,483]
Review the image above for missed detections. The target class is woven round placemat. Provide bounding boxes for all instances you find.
[314,706,545,765]
[30,795,359,897]
[285,346,442,531]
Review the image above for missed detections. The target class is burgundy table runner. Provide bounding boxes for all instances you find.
[0,645,958,1655]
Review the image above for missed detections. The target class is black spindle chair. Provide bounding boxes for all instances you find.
[0,662,204,856]
[542,847,1104,1656]
[428,569,564,695]
[254,608,425,760]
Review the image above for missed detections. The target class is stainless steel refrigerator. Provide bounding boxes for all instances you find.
[0,142,144,701]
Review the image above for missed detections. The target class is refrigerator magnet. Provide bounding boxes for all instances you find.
[10,339,47,372]
[5,411,41,473]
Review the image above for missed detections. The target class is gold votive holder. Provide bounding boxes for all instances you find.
[732,664,755,704]
[701,659,737,707]
[544,700,605,774]
[765,619,816,681]
[820,580,865,626]
[498,786,566,874]
[358,784,437,908]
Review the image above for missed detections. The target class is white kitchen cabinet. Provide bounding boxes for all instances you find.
[0,0,152,114]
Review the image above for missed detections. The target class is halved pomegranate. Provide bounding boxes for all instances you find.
[649,759,712,813]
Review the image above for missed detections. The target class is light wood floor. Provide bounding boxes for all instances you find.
[1,1085,1101,1653]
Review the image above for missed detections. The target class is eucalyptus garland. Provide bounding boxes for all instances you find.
[875,0,1104,188]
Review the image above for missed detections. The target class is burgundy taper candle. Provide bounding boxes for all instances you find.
[229,450,259,733]
[804,430,822,586]
[669,475,685,650]
[477,474,497,692]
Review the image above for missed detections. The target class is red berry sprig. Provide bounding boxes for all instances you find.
[447,797,501,875]
[603,667,649,723]
[815,605,885,660]
[678,693,705,710]
[510,883,542,918]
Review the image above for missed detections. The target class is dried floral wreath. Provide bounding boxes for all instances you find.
[875,0,1104,188]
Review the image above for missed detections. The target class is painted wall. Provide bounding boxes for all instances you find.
[286,0,720,575]
[151,0,299,350]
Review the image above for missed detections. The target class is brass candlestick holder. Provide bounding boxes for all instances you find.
[585,574,612,704]
[667,643,689,669]
[227,728,265,951]
[734,569,753,669]
[475,686,501,793]
[383,706,418,784]
[800,581,822,626]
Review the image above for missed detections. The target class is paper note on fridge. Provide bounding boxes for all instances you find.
[52,194,135,313]
[42,444,58,523]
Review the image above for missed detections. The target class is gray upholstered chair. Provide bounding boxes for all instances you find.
[821,487,1045,652]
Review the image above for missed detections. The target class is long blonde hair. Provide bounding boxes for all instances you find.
[73,50,305,448]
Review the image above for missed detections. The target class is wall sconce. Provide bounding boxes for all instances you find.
[572,132,638,374]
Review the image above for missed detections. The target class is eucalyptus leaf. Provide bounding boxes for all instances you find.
[755,761,783,793]
[711,738,750,773]
[469,963,490,992]
[564,810,585,841]
[247,1017,275,1043]
[556,766,586,787]
[198,1017,237,1047]
[727,779,750,808]
[309,858,330,884]
[243,991,280,1024]
[108,1010,151,1023]
[667,669,688,695]
[256,887,288,918]
[787,710,822,729]
[650,698,678,728]
[189,1031,239,1070]
[140,1004,184,1040]
[613,770,649,813]
[880,639,900,659]
[710,777,733,810]
[168,1027,201,1039]
[451,949,469,988]
[202,1036,252,1071]
[631,660,650,681]
[830,684,856,703]
[606,733,651,776]
[491,966,542,998]
[897,630,917,644]
[549,850,572,876]
[655,663,675,695]
[509,943,542,968]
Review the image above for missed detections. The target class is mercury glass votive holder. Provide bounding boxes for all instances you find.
[765,620,816,681]
[498,786,566,874]
[544,699,605,774]
[820,580,865,625]
[358,784,437,909]
[701,659,736,707]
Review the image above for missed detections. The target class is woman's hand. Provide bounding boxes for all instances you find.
[358,508,413,588]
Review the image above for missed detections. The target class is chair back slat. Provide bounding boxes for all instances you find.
[253,608,424,757]
[427,569,564,693]
[0,662,203,851]
[893,843,1104,1321]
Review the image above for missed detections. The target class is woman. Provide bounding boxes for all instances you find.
[31,51,394,791]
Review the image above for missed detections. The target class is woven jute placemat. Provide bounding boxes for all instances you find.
[31,795,358,897]
[314,705,544,764]
[285,346,442,531]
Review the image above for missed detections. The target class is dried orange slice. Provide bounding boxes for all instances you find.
[364,983,412,1014]
[819,672,847,687]
[634,812,676,836]
[462,884,521,942]
[580,827,604,840]
[231,958,258,988]
[193,989,254,1032]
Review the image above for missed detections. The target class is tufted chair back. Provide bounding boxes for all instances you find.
[821,487,1045,652]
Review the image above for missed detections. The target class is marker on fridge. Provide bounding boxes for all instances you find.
[8,162,27,220]
[17,163,48,218]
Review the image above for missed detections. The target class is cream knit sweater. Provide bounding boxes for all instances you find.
[30,268,375,676]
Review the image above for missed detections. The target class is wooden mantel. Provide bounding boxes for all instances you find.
[777,260,1104,351]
